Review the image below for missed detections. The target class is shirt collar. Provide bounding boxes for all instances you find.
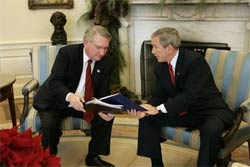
[169,49,179,70]
[83,49,90,64]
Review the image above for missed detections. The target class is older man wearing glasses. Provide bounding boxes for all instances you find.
[33,25,115,167]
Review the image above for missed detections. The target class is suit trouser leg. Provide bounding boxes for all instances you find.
[88,115,114,156]
[137,114,188,159]
[65,108,114,156]
[197,115,225,167]
[38,108,113,156]
[137,118,162,158]
[38,111,63,154]
[137,113,228,167]
[38,108,84,154]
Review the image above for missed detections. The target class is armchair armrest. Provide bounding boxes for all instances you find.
[19,79,39,124]
[222,97,250,147]
[241,98,250,123]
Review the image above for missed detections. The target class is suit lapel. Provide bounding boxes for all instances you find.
[92,60,106,88]
[156,48,186,95]
[75,44,84,83]
[157,63,176,95]
[158,63,171,86]
[92,62,102,78]
[175,48,185,84]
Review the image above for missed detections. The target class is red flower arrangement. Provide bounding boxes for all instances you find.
[0,126,61,167]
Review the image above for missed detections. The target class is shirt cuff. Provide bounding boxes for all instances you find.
[65,92,73,102]
[157,104,167,113]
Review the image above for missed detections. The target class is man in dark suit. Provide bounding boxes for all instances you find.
[33,25,115,167]
[128,27,234,167]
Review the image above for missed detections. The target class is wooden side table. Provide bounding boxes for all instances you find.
[0,73,16,126]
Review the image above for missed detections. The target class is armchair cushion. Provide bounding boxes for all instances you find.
[161,123,250,158]
[20,106,91,133]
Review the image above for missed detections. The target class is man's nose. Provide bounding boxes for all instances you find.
[151,49,155,54]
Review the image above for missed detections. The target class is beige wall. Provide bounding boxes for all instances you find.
[3,1,249,98]
[0,0,88,43]
[0,0,91,98]
[0,0,131,97]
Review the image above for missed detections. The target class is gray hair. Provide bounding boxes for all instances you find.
[84,25,112,42]
[151,27,181,48]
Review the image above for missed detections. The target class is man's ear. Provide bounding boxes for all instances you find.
[167,44,174,50]
[83,39,86,44]
[166,44,173,52]
[84,39,91,48]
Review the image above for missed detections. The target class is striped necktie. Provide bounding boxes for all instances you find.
[168,63,175,87]
[168,63,187,116]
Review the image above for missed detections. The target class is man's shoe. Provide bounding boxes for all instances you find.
[85,154,115,167]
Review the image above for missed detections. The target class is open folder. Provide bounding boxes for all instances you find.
[83,93,146,114]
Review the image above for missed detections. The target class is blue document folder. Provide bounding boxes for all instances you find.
[84,93,146,114]
[100,93,146,111]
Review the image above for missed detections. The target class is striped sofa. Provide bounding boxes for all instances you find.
[161,48,250,166]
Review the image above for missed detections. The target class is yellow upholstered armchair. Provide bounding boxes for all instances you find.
[161,48,250,166]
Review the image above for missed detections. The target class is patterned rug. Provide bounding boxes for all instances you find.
[58,136,250,167]
[57,136,198,167]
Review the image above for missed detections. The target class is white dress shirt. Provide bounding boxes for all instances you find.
[66,49,95,102]
[157,50,179,113]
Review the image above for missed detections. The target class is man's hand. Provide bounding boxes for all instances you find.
[141,104,159,115]
[67,93,85,112]
[98,112,115,121]
[127,109,147,119]
[127,104,159,119]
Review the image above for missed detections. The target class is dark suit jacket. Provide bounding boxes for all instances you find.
[33,44,113,111]
[148,48,234,124]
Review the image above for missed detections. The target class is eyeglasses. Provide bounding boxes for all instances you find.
[92,43,109,52]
